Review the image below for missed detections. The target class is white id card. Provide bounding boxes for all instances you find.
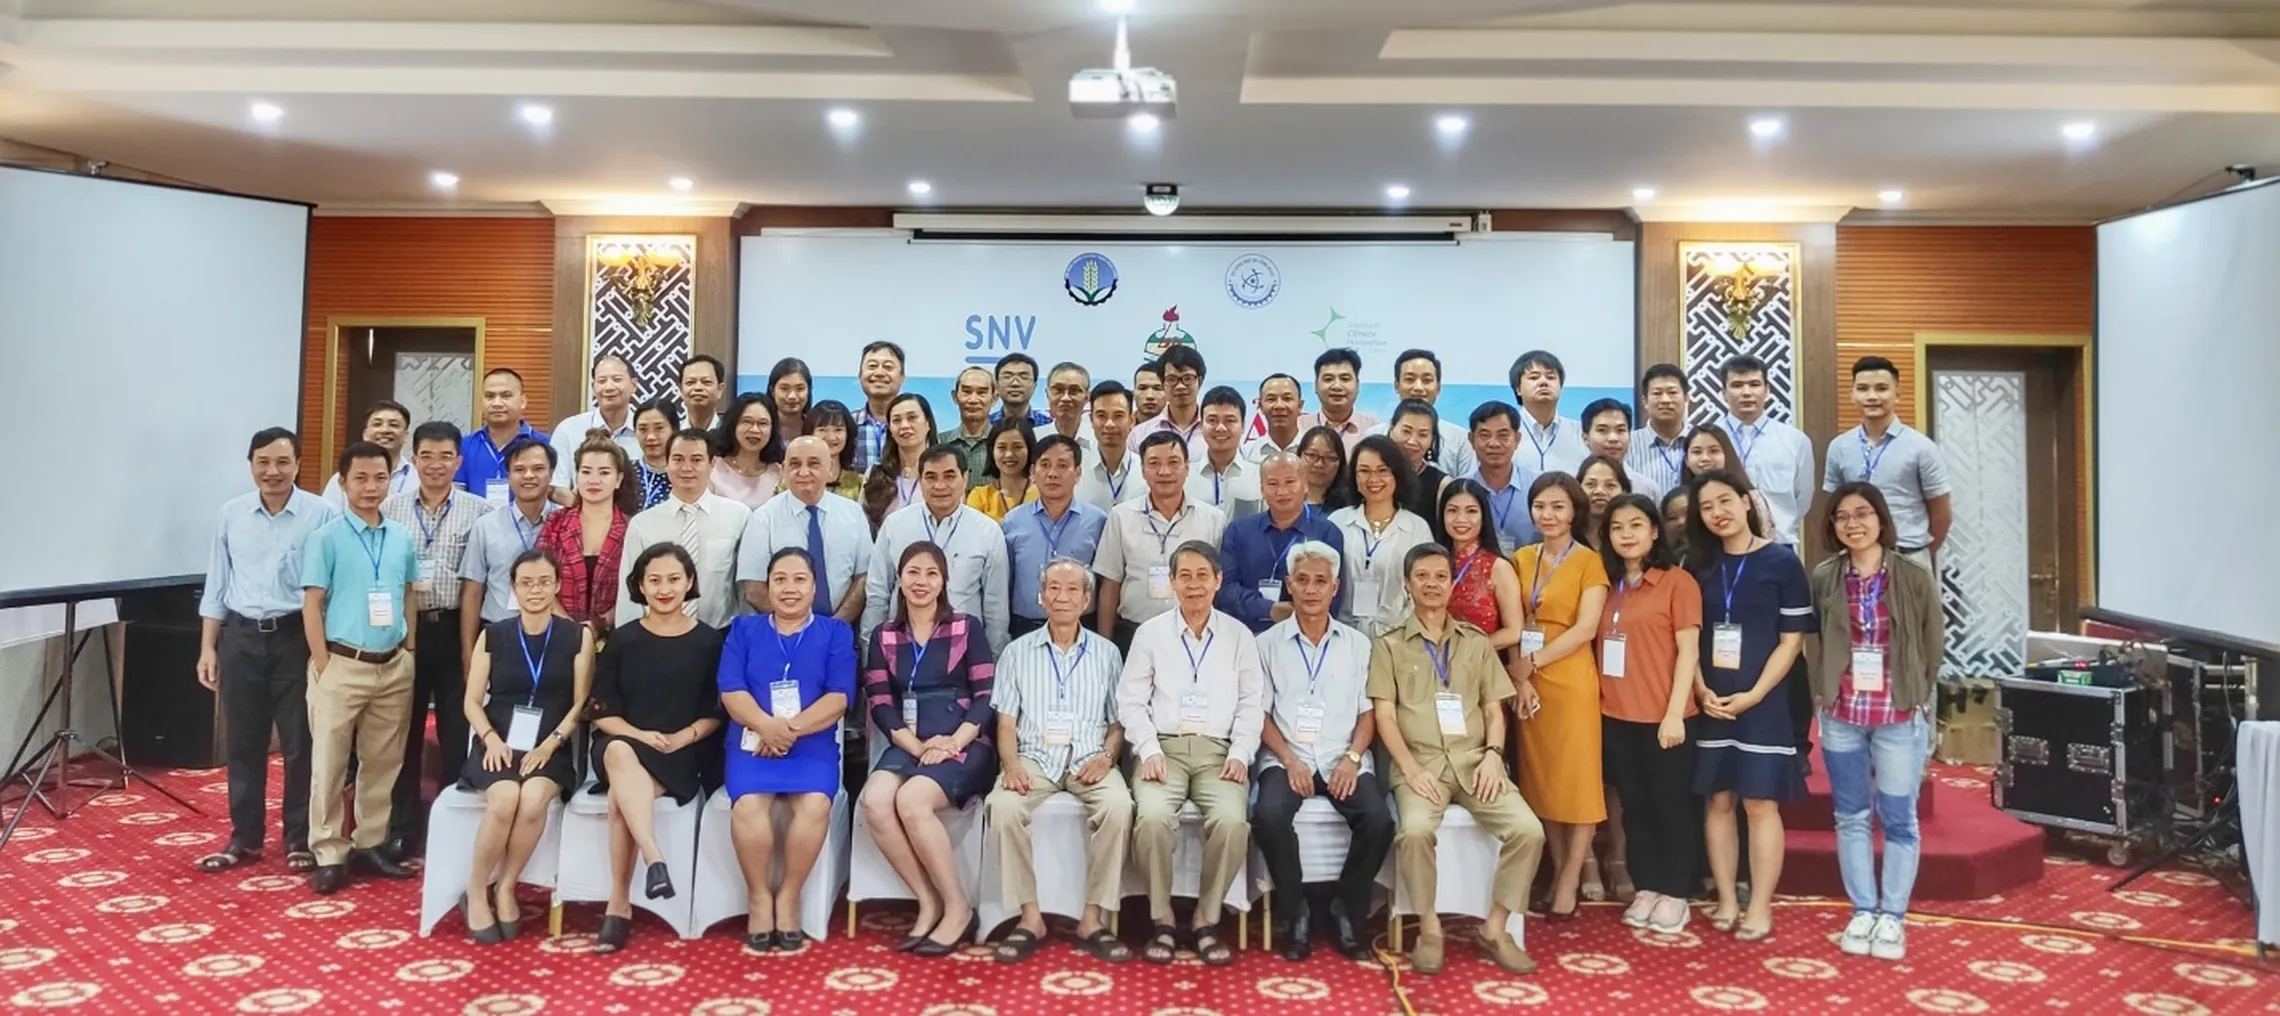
[1044,710,1074,747]
[769,678,801,719]
[506,705,543,752]
[1711,623,1743,670]
[416,558,441,592]
[366,591,395,627]
[740,727,761,754]
[1520,625,1546,656]
[1434,691,1467,736]
[1351,577,1380,612]
[1601,634,1627,678]
[485,480,510,506]
[1851,648,1887,692]
[1147,565,1172,600]
[1178,691,1211,735]
[1257,579,1283,604]
[1290,700,1324,744]
[902,697,920,731]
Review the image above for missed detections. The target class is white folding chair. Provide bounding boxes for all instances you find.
[977,790,1098,936]
[1248,794,1396,952]
[844,714,987,935]
[1387,803,1527,951]
[1120,799,1257,950]
[417,785,564,937]
[549,782,703,938]
[692,787,851,942]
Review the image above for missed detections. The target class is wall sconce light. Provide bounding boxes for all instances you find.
[1699,251,1789,342]
[595,242,683,330]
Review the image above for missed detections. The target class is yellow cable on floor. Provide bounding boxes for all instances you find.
[1370,930,1418,1016]
[1752,898,2263,957]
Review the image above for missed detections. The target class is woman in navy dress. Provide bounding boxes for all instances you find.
[719,547,855,953]
[587,543,726,954]
[859,541,998,957]
[1685,468,1814,943]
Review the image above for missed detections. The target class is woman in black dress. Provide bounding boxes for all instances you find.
[458,550,594,943]
[587,544,726,954]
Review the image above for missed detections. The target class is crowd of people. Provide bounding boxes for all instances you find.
[193,337,1952,971]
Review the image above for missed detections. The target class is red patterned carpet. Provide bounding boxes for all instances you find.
[0,760,2268,1016]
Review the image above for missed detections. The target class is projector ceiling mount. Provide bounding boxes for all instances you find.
[1069,15,1176,121]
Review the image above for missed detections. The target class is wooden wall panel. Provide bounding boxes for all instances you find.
[301,216,555,488]
[1639,222,1841,451]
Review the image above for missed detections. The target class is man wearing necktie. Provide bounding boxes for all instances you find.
[739,436,871,626]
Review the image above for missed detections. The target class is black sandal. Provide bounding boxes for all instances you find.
[195,845,260,873]
[594,914,631,954]
[775,929,807,952]
[643,861,674,900]
[284,849,316,873]
[1191,926,1234,967]
[744,931,777,953]
[1079,928,1132,964]
[1142,923,1182,965]
[994,928,1044,964]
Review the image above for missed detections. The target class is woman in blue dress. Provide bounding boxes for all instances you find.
[719,547,856,953]
[1685,468,1814,944]
[859,541,998,958]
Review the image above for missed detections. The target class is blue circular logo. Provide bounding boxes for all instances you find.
[1064,252,1119,306]
[1224,253,1280,309]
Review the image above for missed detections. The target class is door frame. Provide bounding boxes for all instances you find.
[322,315,488,467]
[1912,330,2094,596]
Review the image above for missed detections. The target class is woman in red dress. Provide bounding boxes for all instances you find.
[537,431,639,631]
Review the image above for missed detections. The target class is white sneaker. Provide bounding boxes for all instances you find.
[1622,891,1659,928]
[1839,912,1876,956]
[1869,913,1907,960]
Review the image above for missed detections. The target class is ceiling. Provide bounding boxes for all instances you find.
[4,0,2280,221]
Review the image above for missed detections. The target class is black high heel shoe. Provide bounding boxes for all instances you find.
[461,894,504,945]
[911,917,978,958]
[644,862,674,900]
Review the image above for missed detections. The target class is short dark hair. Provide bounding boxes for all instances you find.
[918,443,968,474]
[1390,398,1437,431]
[712,392,784,464]
[502,435,556,471]
[1136,429,1190,460]
[1155,344,1206,379]
[365,400,411,428]
[1468,400,1522,432]
[626,542,700,606]
[806,399,858,472]
[994,352,1040,377]
[410,420,462,452]
[483,366,525,388]
[1581,397,1632,432]
[1132,363,1161,382]
[1089,380,1134,412]
[1719,354,1768,381]
[1403,541,1453,579]
[1048,361,1088,381]
[1200,385,1246,414]
[860,340,906,367]
[669,428,713,456]
[1170,539,1220,574]
[337,440,390,480]
[1257,373,1300,397]
[1313,347,1362,376]
[633,396,682,432]
[1640,362,1686,392]
[1851,355,1901,381]
[979,418,1036,480]
[1823,481,1899,551]
[1393,349,1441,381]
[1508,350,1566,387]
[1032,433,1086,470]
[247,427,298,459]
[1594,492,1678,580]
[679,354,725,384]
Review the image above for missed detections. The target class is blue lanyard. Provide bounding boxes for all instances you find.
[1610,575,1640,627]
[1852,565,1887,635]
[1730,416,1764,466]
[1528,540,1575,612]
[1104,460,1130,502]
[415,496,452,550]
[1180,628,1215,684]
[924,508,961,548]
[517,622,553,707]
[1145,506,1182,556]
[1034,503,1075,556]
[1270,517,1307,579]
[1486,483,1520,534]
[1358,518,1390,566]
[1654,439,1685,481]
[1720,551,1753,623]
[511,509,539,551]
[773,614,811,682]
[1294,631,1330,698]
[908,632,932,677]
[1858,428,1893,480]
[1046,638,1087,703]
[1424,636,1453,688]
[897,475,919,506]
[355,524,388,581]
[1211,469,1223,505]
[1525,419,1559,471]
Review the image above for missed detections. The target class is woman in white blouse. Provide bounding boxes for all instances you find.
[1326,435,1435,636]
[708,392,784,510]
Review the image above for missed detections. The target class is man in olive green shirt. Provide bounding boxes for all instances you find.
[938,366,997,487]
[1368,543,1543,977]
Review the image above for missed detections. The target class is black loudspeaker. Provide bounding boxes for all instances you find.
[118,586,222,769]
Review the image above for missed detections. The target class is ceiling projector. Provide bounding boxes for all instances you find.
[1069,67,1177,120]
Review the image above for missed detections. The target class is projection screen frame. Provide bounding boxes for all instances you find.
[0,165,313,611]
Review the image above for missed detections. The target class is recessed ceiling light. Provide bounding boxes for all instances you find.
[1879,189,1905,204]
[1749,117,1785,138]
[1100,0,1134,12]
[826,107,860,129]
[1435,114,1469,136]
[248,101,283,122]
[907,180,933,196]
[1385,184,1412,200]
[429,171,459,191]
[517,103,553,127]
[2062,121,2096,140]
[1127,112,1160,133]
[668,176,694,192]
[1632,187,1657,201]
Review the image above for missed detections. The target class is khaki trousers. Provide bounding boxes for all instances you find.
[306,652,415,866]
[1392,765,1546,920]
[983,757,1134,911]
[1131,735,1250,924]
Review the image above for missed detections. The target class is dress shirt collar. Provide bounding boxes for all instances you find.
[1273,614,1344,651]
[669,492,710,512]
[343,509,386,533]
[1644,427,1687,450]
[1392,611,1476,645]
[1725,412,1769,437]
[249,490,312,517]
[1520,409,1563,439]
[1143,497,1193,526]
[1260,505,1315,533]
[1197,455,1246,478]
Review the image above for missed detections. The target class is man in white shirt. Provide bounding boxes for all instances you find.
[1298,348,1372,448]
[1466,402,1536,549]
[862,445,1012,652]
[1074,381,1142,512]
[982,559,1133,964]
[1365,349,1477,477]
[550,354,642,496]
[1116,540,1264,967]
[1581,398,1662,500]
[1131,345,1210,460]
[1040,361,1096,453]
[678,354,727,434]
[1251,540,1391,962]
[1240,374,1305,463]
[321,400,414,507]
[617,428,752,628]
[1094,431,1229,652]
[1130,363,1167,424]
[1718,354,1817,546]
[1188,386,1261,521]
[1509,349,1589,483]
[738,436,871,624]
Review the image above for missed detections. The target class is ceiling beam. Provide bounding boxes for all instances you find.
[1242,75,2280,114]
[1381,29,2280,77]
[5,62,1032,101]
[17,19,891,57]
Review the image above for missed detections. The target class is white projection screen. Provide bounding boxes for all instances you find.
[0,167,309,604]
[2095,178,2280,646]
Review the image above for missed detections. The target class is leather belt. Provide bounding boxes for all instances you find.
[228,611,300,634]
[326,641,401,665]
[1896,545,1929,555]
[418,608,459,625]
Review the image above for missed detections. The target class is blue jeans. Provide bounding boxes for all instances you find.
[1821,709,1929,916]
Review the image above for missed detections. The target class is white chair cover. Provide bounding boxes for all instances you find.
[1119,799,1257,914]
[692,787,851,942]
[1246,793,1394,913]
[417,785,564,937]
[554,784,703,938]
[2238,720,2279,946]
[977,790,1092,934]
[1388,803,1525,947]
[847,713,986,912]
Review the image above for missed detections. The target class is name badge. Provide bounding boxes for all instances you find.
[1434,691,1467,736]
[740,727,762,755]
[506,705,543,752]
[1178,691,1211,735]
[416,558,442,592]
[1851,647,1887,692]
[1257,579,1283,604]
[485,480,509,506]
[1601,634,1628,678]
[366,591,396,627]
[1520,625,1546,656]
[1290,700,1324,744]
[902,697,920,732]
[1351,577,1381,613]
[1711,623,1744,671]
[1148,564,1172,600]
[769,678,802,720]
[1044,710,1074,747]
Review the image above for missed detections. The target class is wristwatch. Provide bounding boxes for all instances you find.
[1341,750,1364,766]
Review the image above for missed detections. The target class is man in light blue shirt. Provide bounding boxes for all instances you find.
[299,441,421,894]
[1003,434,1108,638]
[738,435,873,623]
[1465,401,1538,549]
[1719,354,1819,547]
[195,427,338,875]
[457,437,556,646]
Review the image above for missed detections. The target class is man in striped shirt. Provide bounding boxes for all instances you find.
[982,559,1133,964]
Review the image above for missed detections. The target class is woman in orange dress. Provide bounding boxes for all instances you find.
[1511,471,1611,920]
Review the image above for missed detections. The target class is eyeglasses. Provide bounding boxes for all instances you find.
[1832,510,1880,525]
[1163,372,1201,389]
[1302,451,1341,465]
[513,577,559,590]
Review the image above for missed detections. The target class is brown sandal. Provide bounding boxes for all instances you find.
[195,845,260,873]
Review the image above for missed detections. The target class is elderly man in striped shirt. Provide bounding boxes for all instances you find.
[982,557,1134,965]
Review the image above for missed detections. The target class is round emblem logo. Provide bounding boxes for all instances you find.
[1224,253,1280,309]
[1064,252,1119,306]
